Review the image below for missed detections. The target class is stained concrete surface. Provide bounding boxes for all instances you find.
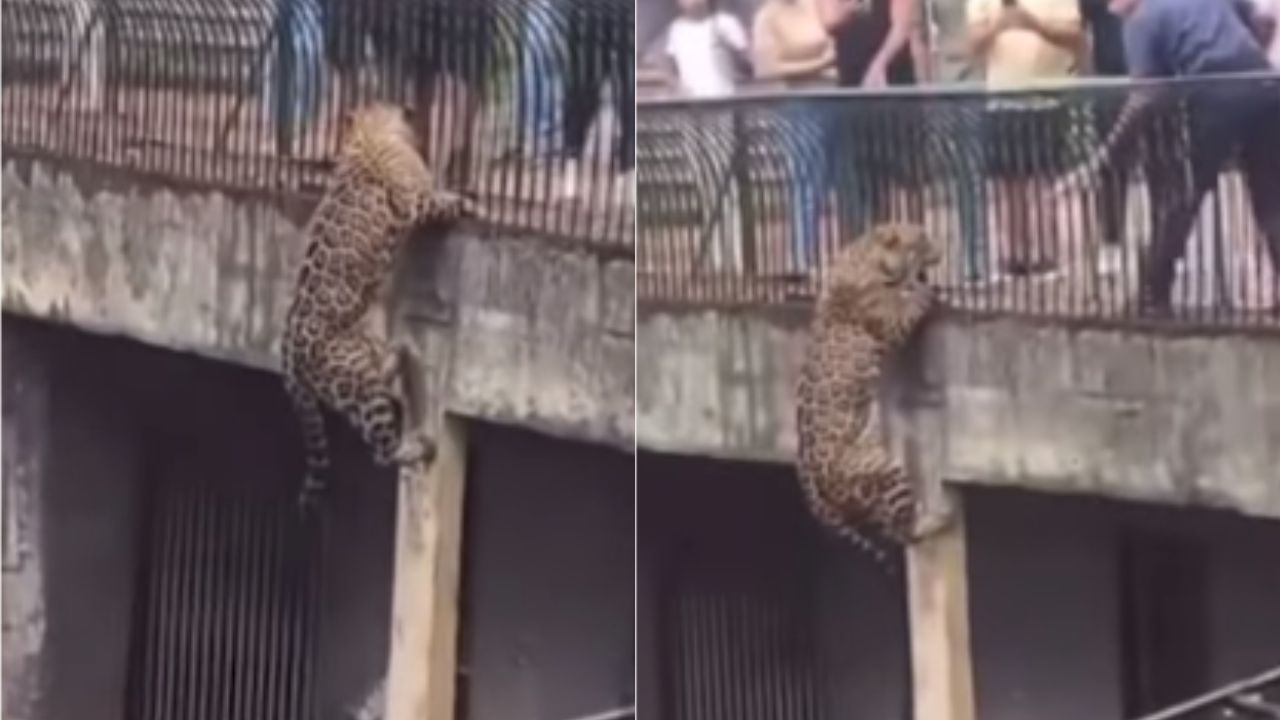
[1,160,634,453]
[636,308,1280,520]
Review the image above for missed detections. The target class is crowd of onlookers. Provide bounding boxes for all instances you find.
[641,0,1280,314]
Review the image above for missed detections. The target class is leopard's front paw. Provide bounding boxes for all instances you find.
[452,191,482,220]
[421,190,480,223]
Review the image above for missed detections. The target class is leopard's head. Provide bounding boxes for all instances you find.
[863,223,940,287]
[337,102,421,159]
[822,223,941,323]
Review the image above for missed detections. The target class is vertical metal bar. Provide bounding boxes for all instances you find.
[226,492,247,720]
[140,477,167,720]
[245,496,268,720]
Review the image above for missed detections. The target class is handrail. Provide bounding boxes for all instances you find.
[635,73,1280,329]
[1132,665,1280,720]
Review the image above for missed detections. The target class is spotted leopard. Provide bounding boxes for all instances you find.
[795,223,949,571]
[281,102,476,506]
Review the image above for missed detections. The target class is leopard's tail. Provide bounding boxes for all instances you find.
[799,469,904,576]
[285,372,330,507]
[830,516,905,577]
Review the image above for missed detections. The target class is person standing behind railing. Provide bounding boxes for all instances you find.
[561,0,634,204]
[508,0,564,162]
[817,0,922,239]
[1244,0,1280,67]
[967,0,1083,278]
[1079,0,1280,315]
[752,0,838,277]
[267,0,326,157]
[660,0,752,273]
[1080,0,1132,276]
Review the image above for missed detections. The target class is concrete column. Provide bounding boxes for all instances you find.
[907,490,977,720]
[385,416,469,720]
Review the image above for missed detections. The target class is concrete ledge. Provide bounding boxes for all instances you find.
[2,160,634,449]
[636,308,1280,519]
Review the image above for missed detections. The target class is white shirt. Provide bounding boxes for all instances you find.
[665,13,749,98]
[1248,0,1280,67]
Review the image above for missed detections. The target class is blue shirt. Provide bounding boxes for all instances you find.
[1123,0,1271,77]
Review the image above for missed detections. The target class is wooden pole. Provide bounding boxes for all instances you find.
[907,490,977,720]
[384,416,468,720]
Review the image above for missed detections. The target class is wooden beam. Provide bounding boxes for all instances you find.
[907,490,977,720]
[385,416,468,720]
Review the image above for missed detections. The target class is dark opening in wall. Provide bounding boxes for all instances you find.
[1118,527,1211,717]
[2,317,397,720]
[966,485,1280,720]
[637,451,909,720]
[457,420,635,720]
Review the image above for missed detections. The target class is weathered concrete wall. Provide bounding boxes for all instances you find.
[2,160,634,452]
[637,308,1280,519]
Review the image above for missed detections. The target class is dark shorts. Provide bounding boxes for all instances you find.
[983,103,1070,179]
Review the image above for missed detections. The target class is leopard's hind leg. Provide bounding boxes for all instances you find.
[837,441,952,547]
[285,372,330,508]
[311,331,436,473]
[800,469,901,573]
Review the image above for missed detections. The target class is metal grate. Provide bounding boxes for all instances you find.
[125,475,326,720]
[665,577,825,720]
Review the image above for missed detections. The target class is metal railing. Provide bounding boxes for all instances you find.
[1133,666,1280,720]
[636,74,1280,328]
[2,0,635,248]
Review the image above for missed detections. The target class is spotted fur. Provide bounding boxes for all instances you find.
[281,102,476,506]
[795,223,948,571]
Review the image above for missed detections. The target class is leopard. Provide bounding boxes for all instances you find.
[281,101,477,507]
[794,223,950,573]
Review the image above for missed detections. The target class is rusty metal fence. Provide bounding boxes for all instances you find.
[1,0,634,247]
[636,73,1280,328]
